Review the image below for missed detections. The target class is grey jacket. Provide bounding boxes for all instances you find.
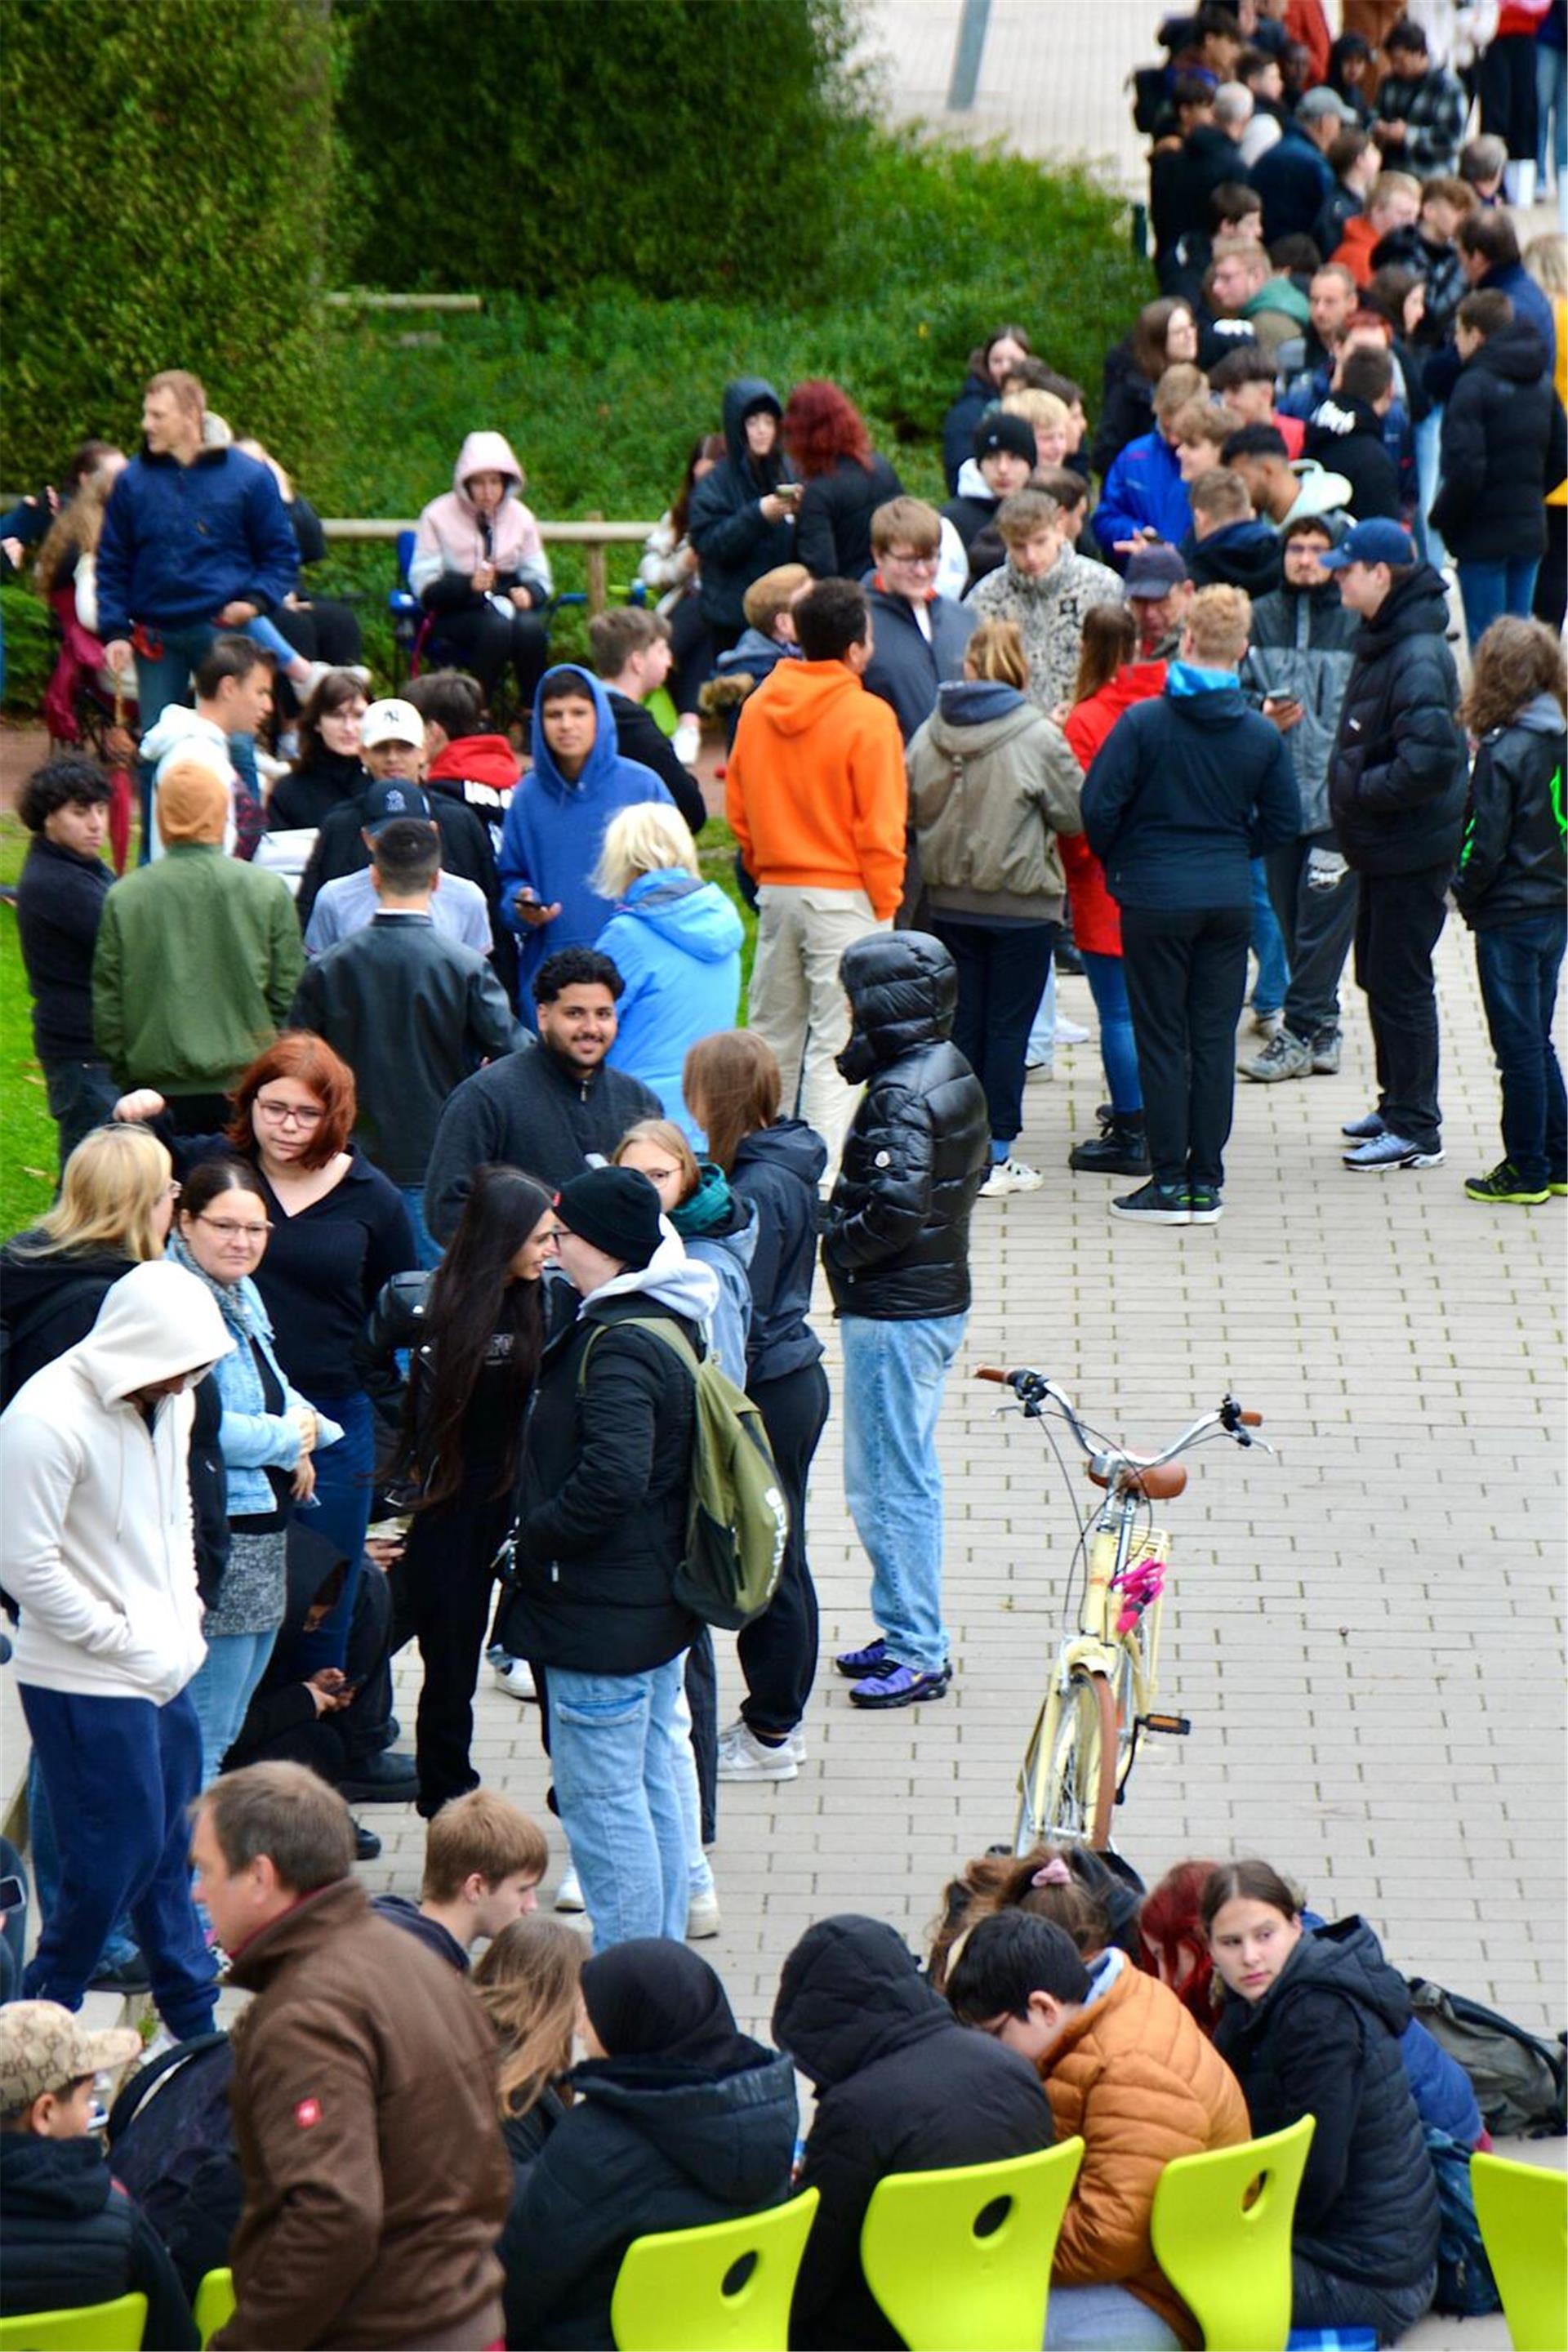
[907,682,1083,922]
[964,548,1125,715]
[1241,581,1359,835]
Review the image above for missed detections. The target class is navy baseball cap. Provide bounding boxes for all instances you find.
[363,778,434,834]
[1125,544,1191,599]
[1319,519,1415,570]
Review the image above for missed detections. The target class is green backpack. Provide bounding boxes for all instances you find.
[579,1314,790,1631]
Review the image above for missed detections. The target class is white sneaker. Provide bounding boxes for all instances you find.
[1053,1014,1090,1045]
[1024,1055,1054,1081]
[686,1886,722,1939]
[717,1721,798,1781]
[672,719,701,766]
[786,1721,808,1765]
[1250,1007,1284,1038]
[554,1864,584,1913]
[979,1157,1045,1198]
[491,1654,537,1701]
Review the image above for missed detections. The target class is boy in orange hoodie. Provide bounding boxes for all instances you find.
[726,577,905,1171]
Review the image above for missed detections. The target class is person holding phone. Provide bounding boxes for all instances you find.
[687,380,800,654]
[409,432,554,712]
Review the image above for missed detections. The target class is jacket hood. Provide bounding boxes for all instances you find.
[714,627,799,681]
[451,430,523,507]
[931,679,1031,734]
[839,930,957,1078]
[528,666,627,798]
[1285,459,1353,521]
[1165,662,1249,725]
[954,457,996,500]
[752,658,866,738]
[733,1117,828,1191]
[619,871,745,964]
[773,1915,956,2090]
[571,2044,798,2201]
[0,1242,131,1331]
[1248,274,1311,326]
[584,1223,721,1328]
[138,705,230,778]
[425,733,521,790]
[71,1261,234,1406]
[1261,1913,1414,2039]
[1472,324,1551,387]
[720,377,784,474]
[1307,392,1386,444]
[1514,692,1566,736]
[1356,561,1451,648]
[0,2131,114,2220]
[1196,517,1284,593]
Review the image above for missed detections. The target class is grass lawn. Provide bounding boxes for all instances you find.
[0,813,57,1236]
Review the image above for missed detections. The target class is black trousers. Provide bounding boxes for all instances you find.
[932,917,1059,1147]
[666,590,715,715]
[430,600,550,708]
[1265,831,1360,1044]
[1353,864,1450,1152]
[1120,904,1251,1190]
[274,598,365,670]
[397,1477,514,1819]
[1477,31,1539,159]
[737,1360,831,1737]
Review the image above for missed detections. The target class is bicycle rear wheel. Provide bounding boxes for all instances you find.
[1042,1669,1118,1848]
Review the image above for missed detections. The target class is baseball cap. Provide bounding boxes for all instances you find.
[1318,518,1415,570]
[0,2002,141,2115]
[359,697,425,751]
[362,777,435,834]
[1297,87,1356,124]
[973,412,1038,468]
[1125,544,1191,599]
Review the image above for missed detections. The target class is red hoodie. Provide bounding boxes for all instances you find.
[1060,661,1169,953]
[424,733,520,827]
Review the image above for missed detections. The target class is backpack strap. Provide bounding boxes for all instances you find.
[576,1312,701,1391]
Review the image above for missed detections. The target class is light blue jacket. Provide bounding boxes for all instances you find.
[172,1245,343,1517]
[598,871,744,1143]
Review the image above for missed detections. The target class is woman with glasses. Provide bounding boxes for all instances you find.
[170,1156,344,1784]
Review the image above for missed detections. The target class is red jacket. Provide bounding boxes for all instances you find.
[1285,0,1332,82]
[1060,662,1168,954]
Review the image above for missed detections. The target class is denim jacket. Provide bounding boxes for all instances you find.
[170,1238,342,1516]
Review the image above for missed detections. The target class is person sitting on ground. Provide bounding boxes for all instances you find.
[862,497,978,741]
[140,633,274,860]
[588,608,706,835]
[592,805,742,1142]
[0,2002,198,2346]
[947,1910,1250,2352]
[1221,421,1352,528]
[501,1940,795,2349]
[943,412,1038,558]
[967,490,1126,717]
[1303,345,1403,519]
[1186,467,1285,592]
[1373,17,1468,173]
[14,755,118,1170]
[373,1790,546,1971]
[296,698,500,947]
[265,668,368,834]
[774,1913,1056,2351]
[1091,367,1208,568]
[1209,344,1307,452]
[1202,1859,1441,2341]
[497,665,673,1012]
[1094,300,1203,478]
[784,378,905,583]
[410,431,552,713]
[687,379,800,653]
[474,1915,583,2184]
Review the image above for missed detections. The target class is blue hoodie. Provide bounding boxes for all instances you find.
[598,870,744,1140]
[498,666,673,1008]
[1091,428,1192,574]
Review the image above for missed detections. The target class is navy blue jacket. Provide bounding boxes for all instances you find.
[731,1119,827,1387]
[96,445,298,641]
[0,2133,198,2348]
[15,834,112,1061]
[1250,119,1335,245]
[941,371,994,494]
[1081,669,1298,910]
[1425,262,1559,403]
[862,588,978,742]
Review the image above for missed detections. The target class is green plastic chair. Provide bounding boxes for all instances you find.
[610,2186,819,2351]
[1149,2114,1315,2352]
[0,2293,147,2351]
[860,2138,1085,2352]
[192,2269,236,2348]
[1472,2150,1568,2352]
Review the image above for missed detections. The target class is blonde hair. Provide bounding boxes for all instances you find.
[1525,233,1568,300]
[13,1125,173,1263]
[1188,466,1253,526]
[1171,399,1242,452]
[742,562,811,635]
[613,1117,701,1203]
[474,1918,584,2120]
[420,1791,548,1904]
[1153,363,1209,424]
[996,488,1062,546]
[1001,390,1070,438]
[591,802,700,901]
[145,368,205,416]
[964,617,1030,691]
[1186,583,1253,665]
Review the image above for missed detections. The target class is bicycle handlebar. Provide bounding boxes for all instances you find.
[973,1365,1266,1471]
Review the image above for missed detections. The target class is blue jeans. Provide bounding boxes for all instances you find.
[1047,2284,1182,2348]
[27,1758,140,1976]
[546,1658,688,1950]
[840,1312,966,1677]
[1414,406,1448,572]
[1080,951,1142,1113]
[1250,858,1290,1013]
[1473,912,1568,1188]
[399,1185,443,1271]
[132,622,217,858]
[292,1390,375,1672]
[1538,36,1567,176]
[1458,557,1543,651]
[1026,961,1057,1066]
[21,1684,216,2037]
[185,1628,278,1787]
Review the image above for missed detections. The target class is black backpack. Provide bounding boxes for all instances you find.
[1408,1977,1568,2140]
[105,2032,243,2298]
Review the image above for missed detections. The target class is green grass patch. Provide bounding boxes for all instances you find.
[0,814,57,1235]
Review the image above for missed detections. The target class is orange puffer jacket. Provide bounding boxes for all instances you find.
[1040,1958,1251,2346]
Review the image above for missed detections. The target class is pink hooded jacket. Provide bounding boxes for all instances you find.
[409,430,553,606]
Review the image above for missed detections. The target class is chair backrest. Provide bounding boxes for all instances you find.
[0,2292,148,2351]
[395,527,416,590]
[860,2139,1085,2352]
[1149,2115,1315,2352]
[192,2268,236,2350]
[610,2187,819,2352]
[1471,2151,1568,2352]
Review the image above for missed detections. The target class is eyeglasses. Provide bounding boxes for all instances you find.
[884,550,939,571]
[196,1216,272,1243]
[253,1098,324,1127]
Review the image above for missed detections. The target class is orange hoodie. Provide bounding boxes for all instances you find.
[725,660,906,922]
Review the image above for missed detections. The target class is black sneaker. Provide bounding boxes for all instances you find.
[353,1820,382,1862]
[89,1951,151,1994]
[1186,1185,1223,1224]
[1069,1110,1149,1178]
[1463,1160,1550,1205]
[1110,1179,1190,1224]
[338,1748,419,1805]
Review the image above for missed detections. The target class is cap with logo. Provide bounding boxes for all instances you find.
[363,778,436,835]
[1317,519,1415,570]
[359,698,426,752]
[0,2002,142,2114]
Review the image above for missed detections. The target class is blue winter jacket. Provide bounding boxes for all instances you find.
[169,1255,342,1518]
[95,446,299,642]
[498,667,673,1009]
[597,871,743,1141]
[1090,430,1192,574]
[1301,1909,1481,2146]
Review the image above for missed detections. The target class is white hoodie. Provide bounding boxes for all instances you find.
[580,1218,722,1334]
[137,706,237,862]
[0,1263,234,1704]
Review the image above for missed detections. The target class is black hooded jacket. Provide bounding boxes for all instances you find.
[0,2132,198,2348]
[265,746,368,835]
[688,379,797,635]
[1430,326,1563,564]
[821,934,988,1323]
[1302,394,1402,523]
[498,2042,797,2349]
[731,1119,827,1387]
[1327,565,1466,876]
[773,1915,1056,2351]
[15,832,112,1062]
[1186,518,1284,595]
[1453,696,1568,932]
[1215,1918,1441,2294]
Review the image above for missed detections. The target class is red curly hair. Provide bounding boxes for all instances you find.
[228,1032,357,1169]
[782,379,872,479]
[1138,1858,1223,2035]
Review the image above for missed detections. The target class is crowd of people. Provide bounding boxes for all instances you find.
[1,5,1564,2345]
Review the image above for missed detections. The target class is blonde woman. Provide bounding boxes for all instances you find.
[474,1916,584,2166]
[2,1124,176,1396]
[593,803,743,1143]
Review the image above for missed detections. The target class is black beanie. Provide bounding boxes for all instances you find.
[555,1167,662,1270]
[973,411,1037,467]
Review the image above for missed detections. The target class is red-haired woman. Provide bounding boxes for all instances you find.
[782,380,905,583]
[115,1031,416,1673]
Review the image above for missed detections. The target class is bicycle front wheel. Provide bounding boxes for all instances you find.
[1042,1669,1119,1848]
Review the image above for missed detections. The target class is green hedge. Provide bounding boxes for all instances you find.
[0,0,333,486]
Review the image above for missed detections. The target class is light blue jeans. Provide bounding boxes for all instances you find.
[399,1185,443,1272]
[186,1628,278,1788]
[1414,404,1448,572]
[1250,858,1290,1015]
[1047,2283,1182,2348]
[670,1662,716,1900]
[1026,962,1058,1067]
[840,1312,966,1677]
[548,1658,688,1950]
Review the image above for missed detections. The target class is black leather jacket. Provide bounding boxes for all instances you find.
[821,933,988,1321]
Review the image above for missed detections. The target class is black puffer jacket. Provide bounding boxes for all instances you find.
[821,933,988,1323]
[688,378,797,635]
[1430,326,1563,564]
[0,2133,198,2348]
[730,1120,827,1387]
[499,2044,796,2349]
[1215,1918,1440,2295]
[1327,566,1466,876]
[1453,695,1568,931]
[774,1915,1056,2351]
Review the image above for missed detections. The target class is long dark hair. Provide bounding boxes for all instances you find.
[670,433,728,542]
[405,1165,553,1508]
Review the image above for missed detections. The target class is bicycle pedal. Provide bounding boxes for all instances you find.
[1139,1713,1192,1736]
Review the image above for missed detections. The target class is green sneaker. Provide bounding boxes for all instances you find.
[1186,1185,1223,1225]
[1463,1160,1550,1206]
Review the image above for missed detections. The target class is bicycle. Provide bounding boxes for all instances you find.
[974,1366,1273,1854]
